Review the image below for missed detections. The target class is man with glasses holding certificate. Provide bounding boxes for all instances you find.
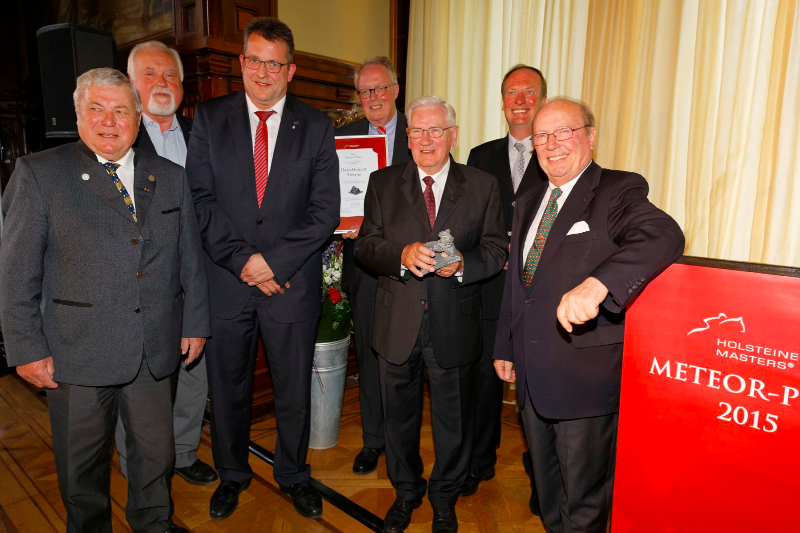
[185,16,339,522]
[335,56,411,476]
[355,96,506,533]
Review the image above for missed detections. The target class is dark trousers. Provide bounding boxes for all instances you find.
[205,291,318,486]
[379,312,476,509]
[347,268,384,449]
[47,357,176,533]
[521,396,618,533]
[468,318,504,470]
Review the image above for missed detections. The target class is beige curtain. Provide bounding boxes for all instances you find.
[407,0,800,267]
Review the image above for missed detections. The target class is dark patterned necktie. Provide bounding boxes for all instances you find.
[254,110,276,208]
[422,176,436,229]
[102,162,137,224]
[522,187,562,287]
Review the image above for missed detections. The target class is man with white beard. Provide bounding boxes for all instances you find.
[115,40,220,489]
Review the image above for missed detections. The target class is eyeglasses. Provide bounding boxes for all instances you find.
[407,126,455,139]
[356,84,396,100]
[243,57,288,73]
[532,126,590,146]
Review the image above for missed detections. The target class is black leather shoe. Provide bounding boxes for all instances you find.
[280,480,322,518]
[209,479,250,520]
[175,459,219,485]
[352,447,385,475]
[168,524,189,533]
[522,451,541,516]
[459,464,495,496]
[383,498,422,533]
[432,506,458,533]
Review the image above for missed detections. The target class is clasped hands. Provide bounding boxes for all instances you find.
[493,277,610,383]
[241,253,290,296]
[401,243,462,278]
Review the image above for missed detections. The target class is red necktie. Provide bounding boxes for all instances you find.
[376,126,386,135]
[423,176,436,229]
[254,110,276,208]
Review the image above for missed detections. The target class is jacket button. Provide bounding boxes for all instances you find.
[134,307,140,313]
[420,300,426,305]
[136,271,144,278]
[256,219,263,225]
[525,299,532,304]
[131,238,139,245]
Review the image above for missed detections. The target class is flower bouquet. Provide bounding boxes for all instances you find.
[317,239,352,343]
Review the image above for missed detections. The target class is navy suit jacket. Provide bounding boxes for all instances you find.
[494,162,684,419]
[467,136,547,319]
[186,92,340,321]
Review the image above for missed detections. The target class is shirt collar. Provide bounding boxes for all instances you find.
[95,148,135,171]
[369,110,398,134]
[142,113,180,133]
[547,160,593,194]
[417,157,451,184]
[245,93,287,118]
[508,133,533,151]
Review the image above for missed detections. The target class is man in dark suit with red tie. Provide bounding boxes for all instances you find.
[185,17,339,521]
[335,56,411,476]
[356,96,507,533]
[494,98,684,532]
[463,64,548,505]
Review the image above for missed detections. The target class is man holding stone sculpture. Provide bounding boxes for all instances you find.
[355,95,506,533]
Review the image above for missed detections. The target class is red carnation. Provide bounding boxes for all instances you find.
[328,288,343,304]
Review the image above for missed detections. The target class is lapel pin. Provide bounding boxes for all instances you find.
[450,196,455,201]
[143,187,150,192]
[148,175,155,182]
[292,121,300,129]
[81,173,90,181]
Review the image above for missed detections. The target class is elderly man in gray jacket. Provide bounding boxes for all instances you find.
[0,68,210,533]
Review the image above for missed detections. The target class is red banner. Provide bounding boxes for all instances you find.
[612,262,800,532]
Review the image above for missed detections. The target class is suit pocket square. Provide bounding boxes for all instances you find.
[567,221,590,235]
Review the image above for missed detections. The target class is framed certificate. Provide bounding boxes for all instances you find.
[335,135,388,233]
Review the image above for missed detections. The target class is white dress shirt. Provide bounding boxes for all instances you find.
[96,149,136,209]
[521,160,593,267]
[245,93,287,173]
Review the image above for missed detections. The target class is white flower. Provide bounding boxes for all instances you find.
[324,276,332,284]
[333,271,341,280]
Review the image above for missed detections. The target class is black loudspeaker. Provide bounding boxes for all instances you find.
[37,23,116,138]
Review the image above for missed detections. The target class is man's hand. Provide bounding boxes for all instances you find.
[342,230,359,239]
[435,251,463,278]
[494,360,516,382]
[17,357,58,389]
[241,254,274,286]
[257,280,291,297]
[181,338,206,364]
[556,276,609,333]
[401,243,437,277]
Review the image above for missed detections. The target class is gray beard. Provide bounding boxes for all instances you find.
[147,91,176,116]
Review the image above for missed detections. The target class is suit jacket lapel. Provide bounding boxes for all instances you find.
[132,150,155,231]
[492,138,515,198]
[516,184,547,285]
[133,121,156,152]
[400,161,432,234]
[227,92,259,210]
[528,164,600,292]
[262,96,299,208]
[177,114,191,144]
[75,141,139,227]
[516,152,545,199]
[432,158,466,237]
[393,113,411,164]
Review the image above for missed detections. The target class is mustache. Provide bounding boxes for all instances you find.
[150,87,174,97]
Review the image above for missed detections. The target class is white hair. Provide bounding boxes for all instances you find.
[73,68,142,115]
[127,41,184,82]
[405,95,457,127]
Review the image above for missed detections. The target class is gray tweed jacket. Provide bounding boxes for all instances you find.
[0,141,211,386]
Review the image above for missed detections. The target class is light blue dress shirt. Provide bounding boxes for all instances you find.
[142,114,187,167]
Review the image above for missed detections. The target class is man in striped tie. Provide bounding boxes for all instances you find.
[493,97,685,533]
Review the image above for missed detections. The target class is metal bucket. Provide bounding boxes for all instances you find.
[308,335,350,450]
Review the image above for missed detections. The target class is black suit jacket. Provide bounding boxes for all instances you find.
[186,92,340,321]
[467,136,546,319]
[355,158,507,369]
[133,114,192,153]
[494,161,684,419]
